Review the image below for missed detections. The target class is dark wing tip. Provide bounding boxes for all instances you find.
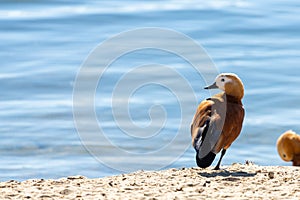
[196,151,216,168]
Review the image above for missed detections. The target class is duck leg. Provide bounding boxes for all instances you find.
[214,149,226,170]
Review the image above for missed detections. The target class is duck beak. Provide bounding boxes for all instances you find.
[204,82,218,89]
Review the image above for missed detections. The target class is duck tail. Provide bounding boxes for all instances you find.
[196,151,216,168]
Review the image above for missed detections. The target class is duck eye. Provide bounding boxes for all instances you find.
[283,154,286,158]
[221,78,225,82]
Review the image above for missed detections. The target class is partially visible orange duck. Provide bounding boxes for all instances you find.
[191,73,245,170]
[277,130,300,166]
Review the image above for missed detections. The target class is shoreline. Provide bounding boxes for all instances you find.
[1,163,299,199]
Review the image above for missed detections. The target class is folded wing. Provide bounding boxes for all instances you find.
[191,98,224,159]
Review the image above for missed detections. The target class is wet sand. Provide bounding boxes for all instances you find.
[1,163,299,199]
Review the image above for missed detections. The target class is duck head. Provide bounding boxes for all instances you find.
[277,130,300,164]
[204,73,244,100]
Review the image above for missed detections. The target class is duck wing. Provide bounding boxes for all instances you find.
[191,97,225,159]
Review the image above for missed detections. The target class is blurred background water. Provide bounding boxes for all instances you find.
[1,0,300,181]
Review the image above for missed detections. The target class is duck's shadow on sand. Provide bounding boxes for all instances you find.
[198,170,257,179]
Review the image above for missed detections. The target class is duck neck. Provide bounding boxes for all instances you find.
[224,84,244,101]
[225,93,242,104]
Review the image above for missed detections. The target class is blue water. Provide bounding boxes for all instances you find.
[1,0,300,181]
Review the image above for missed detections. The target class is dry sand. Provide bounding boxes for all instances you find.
[0,163,299,200]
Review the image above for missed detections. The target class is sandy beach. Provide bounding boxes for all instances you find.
[0,163,299,199]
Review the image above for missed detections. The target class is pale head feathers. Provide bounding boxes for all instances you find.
[214,73,244,99]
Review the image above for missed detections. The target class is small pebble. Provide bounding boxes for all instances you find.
[268,172,275,179]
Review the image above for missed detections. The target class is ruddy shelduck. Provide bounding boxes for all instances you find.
[191,73,245,170]
[277,130,300,166]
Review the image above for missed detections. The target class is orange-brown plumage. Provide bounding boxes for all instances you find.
[191,73,245,169]
[277,130,300,166]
